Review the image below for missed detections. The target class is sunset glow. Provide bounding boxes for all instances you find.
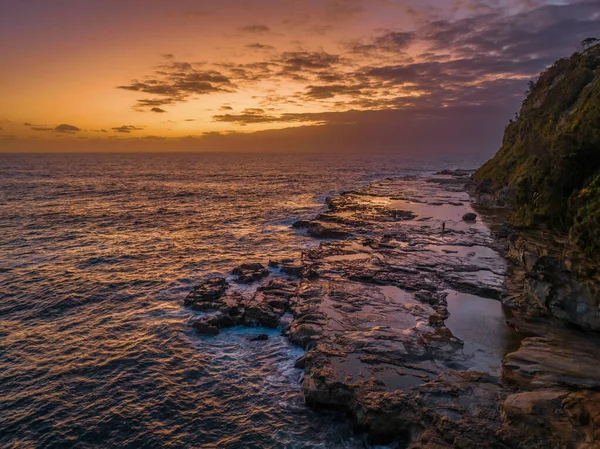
[1,0,598,152]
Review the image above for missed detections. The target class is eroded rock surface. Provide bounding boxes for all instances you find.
[503,231,600,331]
[185,172,600,447]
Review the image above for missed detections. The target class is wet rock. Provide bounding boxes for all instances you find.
[192,313,236,336]
[232,263,269,283]
[462,212,478,222]
[250,334,269,342]
[414,289,447,306]
[242,285,292,328]
[280,260,304,277]
[288,323,322,348]
[243,304,281,328]
[292,219,312,229]
[217,293,244,317]
[306,222,350,239]
[184,277,229,308]
[192,316,220,335]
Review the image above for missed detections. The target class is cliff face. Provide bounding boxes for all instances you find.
[471,43,600,331]
[472,43,600,259]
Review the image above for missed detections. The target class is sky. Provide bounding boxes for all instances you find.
[0,0,598,154]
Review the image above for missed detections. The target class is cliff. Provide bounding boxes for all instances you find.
[471,42,600,259]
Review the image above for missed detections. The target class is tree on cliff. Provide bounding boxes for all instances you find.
[582,37,599,51]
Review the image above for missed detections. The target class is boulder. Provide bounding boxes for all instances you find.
[462,212,478,222]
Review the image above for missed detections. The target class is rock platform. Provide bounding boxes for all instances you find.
[185,171,600,447]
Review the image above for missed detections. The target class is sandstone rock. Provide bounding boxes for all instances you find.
[503,334,600,389]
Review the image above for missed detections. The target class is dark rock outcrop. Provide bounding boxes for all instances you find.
[305,222,350,239]
[232,263,269,283]
[188,278,298,336]
[185,277,229,310]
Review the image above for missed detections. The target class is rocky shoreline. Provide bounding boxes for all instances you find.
[185,172,600,448]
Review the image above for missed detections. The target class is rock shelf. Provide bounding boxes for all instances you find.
[185,172,600,447]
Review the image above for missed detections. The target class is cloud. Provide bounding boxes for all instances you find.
[246,43,276,51]
[110,0,599,150]
[213,108,328,126]
[135,98,177,108]
[420,1,600,62]
[277,51,341,73]
[240,25,271,34]
[29,123,81,133]
[112,125,143,133]
[151,107,167,113]
[117,59,234,109]
[304,84,364,100]
[326,1,363,20]
[374,31,416,52]
[55,124,81,133]
[347,30,415,55]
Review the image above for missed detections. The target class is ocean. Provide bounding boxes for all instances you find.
[0,152,483,448]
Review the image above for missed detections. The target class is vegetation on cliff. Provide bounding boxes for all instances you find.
[473,42,600,258]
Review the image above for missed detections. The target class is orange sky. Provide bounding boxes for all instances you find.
[1,0,598,153]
